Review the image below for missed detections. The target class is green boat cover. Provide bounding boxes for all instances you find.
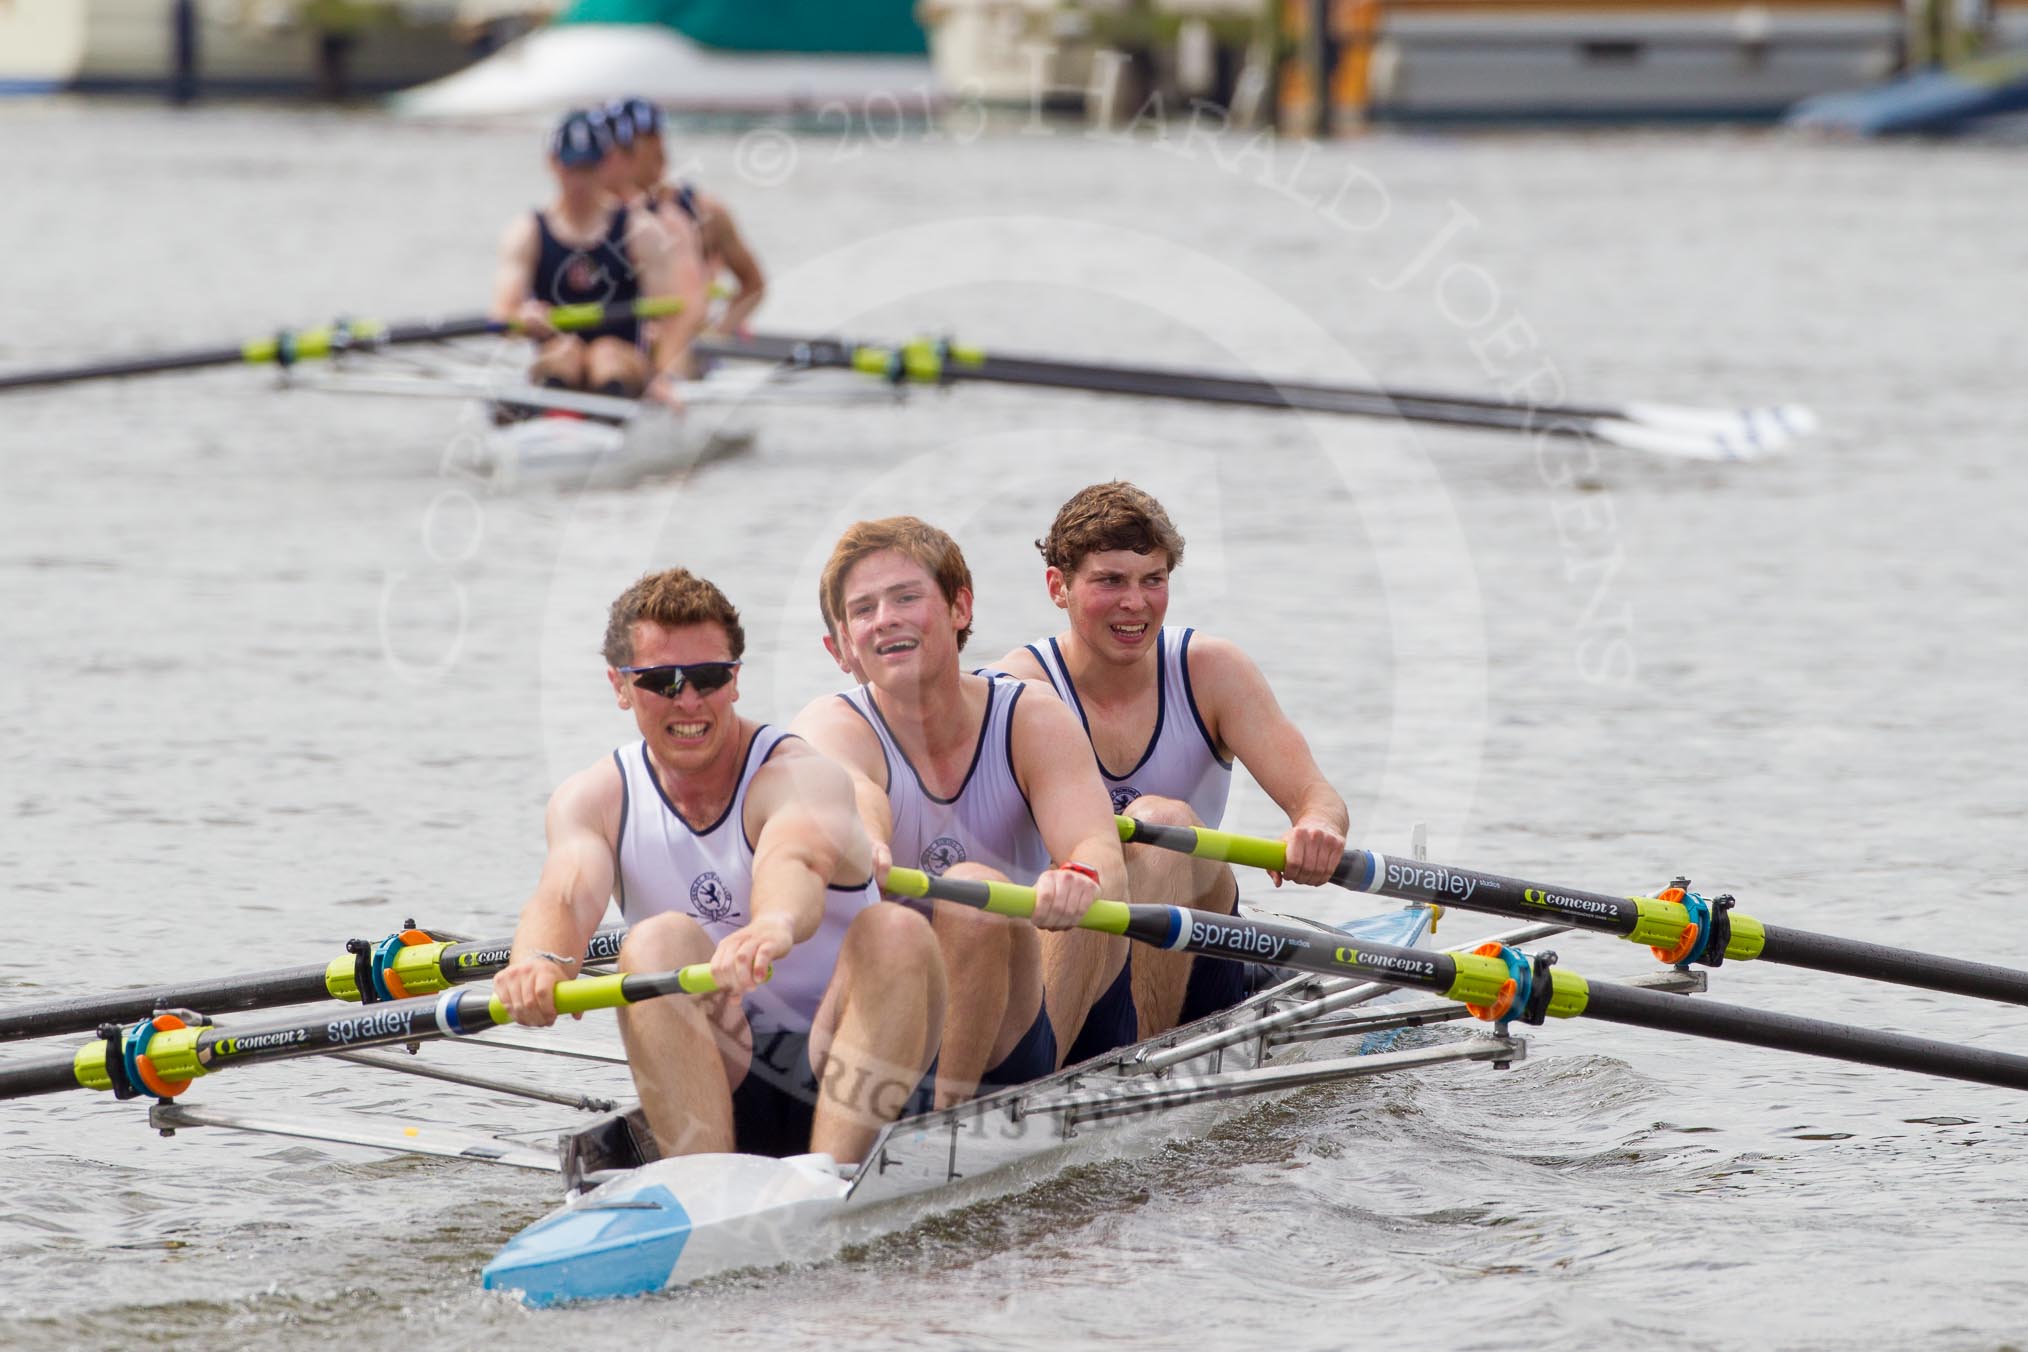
[557,0,927,55]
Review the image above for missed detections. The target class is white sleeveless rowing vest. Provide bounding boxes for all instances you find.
[1021,626,1232,827]
[613,725,876,1033]
[836,675,1052,883]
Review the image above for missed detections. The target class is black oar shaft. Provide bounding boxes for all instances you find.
[1756,927,2028,1005]
[890,867,2028,1096]
[1580,981,2028,1092]
[0,966,331,1042]
[0,344,249,390]
[0,1055,96,1099]
[0,925,629,1042]
[0,300,674,394]
[1121,819,2028,1011]
[697,333,1590,437]
[0,966,710,1101]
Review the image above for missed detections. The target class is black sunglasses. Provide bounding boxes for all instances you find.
[617,660,741,699]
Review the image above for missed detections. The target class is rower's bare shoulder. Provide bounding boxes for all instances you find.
[496,211,538,257]
[1182,631,1268,691]
[754,735,851,798]
[547,755,625,840]
[1010,675,1085,743]
[991,646,1049,684]
[789,691,876,757]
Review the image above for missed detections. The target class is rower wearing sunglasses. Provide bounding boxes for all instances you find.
[495,568,943,1164]
[793,517,1133,1106]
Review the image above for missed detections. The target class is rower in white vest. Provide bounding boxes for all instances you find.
[794,516,1134,1105]
[994,481,1351,1046]
[495,568,944,1165]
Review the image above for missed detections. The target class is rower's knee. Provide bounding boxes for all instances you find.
[845,902,938,965]
[1124,795,1199,829]
[940,861,1007,884]
[618,912,712,972]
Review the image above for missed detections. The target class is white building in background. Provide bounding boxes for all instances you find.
[0,0,480,99]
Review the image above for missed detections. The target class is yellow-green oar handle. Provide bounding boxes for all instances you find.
[545,295,684,331]
[883,867,1134,933]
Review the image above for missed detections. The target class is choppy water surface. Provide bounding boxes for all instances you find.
[2,101,2025,1351]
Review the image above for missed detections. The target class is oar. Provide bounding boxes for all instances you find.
[0,965,718,1102]
[1114,817,2028,1008]
[0,297,685,393]
[0,923,630,1042]
[695,332,1812,462]
[884,867,2028,1093]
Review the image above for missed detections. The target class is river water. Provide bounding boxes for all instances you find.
[2,100,2025,1350]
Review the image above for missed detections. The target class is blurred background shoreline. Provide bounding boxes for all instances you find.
[4,0,2025,135]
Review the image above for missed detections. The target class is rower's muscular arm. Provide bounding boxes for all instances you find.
[1189,636,1348,886]
[790,695,896,881]
[1011,688,1129,926]
[700,195,766,336]
[488,214,541,328]
[628,210,710,380]
[497,760,623,1025]
[713,745,874,994]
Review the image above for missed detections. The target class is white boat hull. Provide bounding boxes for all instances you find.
[394,24,937,119]
[476,406,755,490]
[483,902,1442,1305]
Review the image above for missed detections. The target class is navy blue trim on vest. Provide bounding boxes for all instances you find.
[835,692,892,795]
[1050,633,1169,782]
[1176,628,1233,767]
[1000,678,1042,832]
[739,726,794,855]
[863,681,992,807]
[1023,642,1064,698]
[643,724,765,838]
[611,747,630,914]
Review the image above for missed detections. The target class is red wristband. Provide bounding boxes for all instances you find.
[1054,860,1101,885]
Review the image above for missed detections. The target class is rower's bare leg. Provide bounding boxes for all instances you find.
[929,862,1043,1106]
[1123,795,1238,1038]
[530,334,588,389]
[1039,927,1128,1069]
[615,912,745,1158]
[806,904,945,1162]
[584,335,650,396]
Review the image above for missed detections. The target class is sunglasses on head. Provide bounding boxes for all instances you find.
[617,660,741,699]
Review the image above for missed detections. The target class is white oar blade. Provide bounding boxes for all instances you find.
[1620,401,1820,453]
[1589,417,1768,462]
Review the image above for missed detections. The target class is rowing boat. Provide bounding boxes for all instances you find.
[478,901,1453,1304]
[10,826,2027,1307]
[279,348,896,490]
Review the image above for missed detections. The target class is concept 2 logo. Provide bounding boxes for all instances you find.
[1332,947,1439,979]
[1522,887,1616,916]
[214,1028,309,1057]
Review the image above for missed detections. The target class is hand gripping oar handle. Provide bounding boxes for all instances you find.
[1114,817,2028,1008]
[884,866,2028,1094]
[0,964,721,1102]
[0,923,632,1042]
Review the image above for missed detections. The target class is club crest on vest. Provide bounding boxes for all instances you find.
[921,837,967,876]
[689,872,741,924]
